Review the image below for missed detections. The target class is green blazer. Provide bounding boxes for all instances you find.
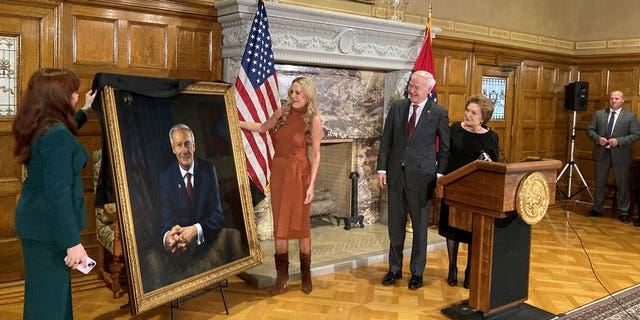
[15,112,88,250]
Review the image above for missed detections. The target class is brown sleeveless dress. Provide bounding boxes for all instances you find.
[270,106,311,239]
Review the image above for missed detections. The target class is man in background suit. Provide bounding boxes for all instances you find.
[377,70,450,290]
[587,90,640,223]
[160,123,224,254]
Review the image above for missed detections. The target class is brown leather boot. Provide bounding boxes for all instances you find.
[269,253,289,296]
[300,251,312,294]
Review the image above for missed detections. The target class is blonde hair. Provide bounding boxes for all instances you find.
[276,77,318,144]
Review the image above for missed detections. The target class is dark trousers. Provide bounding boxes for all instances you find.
[593,151,631,215]
[386,170,434,276]
[22,239,73,320]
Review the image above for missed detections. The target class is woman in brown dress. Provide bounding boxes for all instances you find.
[239,77,322,295]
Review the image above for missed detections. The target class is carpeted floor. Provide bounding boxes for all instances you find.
[551,283,640,320]
[239,222,446,289]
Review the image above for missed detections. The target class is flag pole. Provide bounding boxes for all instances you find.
[426,4,432,40]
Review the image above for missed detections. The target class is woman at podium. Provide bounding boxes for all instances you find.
[439,94,499,288]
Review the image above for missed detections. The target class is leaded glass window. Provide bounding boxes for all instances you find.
[0,35,17,118]
[481,76,506,120]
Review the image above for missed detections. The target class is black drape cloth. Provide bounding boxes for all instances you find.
[91,73,196,207]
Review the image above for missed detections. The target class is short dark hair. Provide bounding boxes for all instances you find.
[466,94,494,125]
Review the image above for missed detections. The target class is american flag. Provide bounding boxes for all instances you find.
[234,0,280,194]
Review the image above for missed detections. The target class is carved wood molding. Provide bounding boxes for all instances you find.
[65,0,217,17]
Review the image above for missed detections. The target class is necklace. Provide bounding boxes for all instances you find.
[462,122,482,133]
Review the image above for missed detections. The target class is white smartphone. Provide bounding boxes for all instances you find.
[64,256,96,274]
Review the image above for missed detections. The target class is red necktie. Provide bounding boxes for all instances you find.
[407,104,419,139]
[185,172,193,201]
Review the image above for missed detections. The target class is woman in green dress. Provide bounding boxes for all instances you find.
[13,68,95,319]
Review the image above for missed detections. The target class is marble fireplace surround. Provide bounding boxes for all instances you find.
[216,0,437,232]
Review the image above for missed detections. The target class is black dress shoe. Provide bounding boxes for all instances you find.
[620,215,630,223]
[463,268,470,289]
[587,210,602,217]
[634,219,640,227]
[382,271,402,286]
[447,266,458,287]
[408,275,423,290]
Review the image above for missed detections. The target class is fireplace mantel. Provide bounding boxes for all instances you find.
[215,0,438,83]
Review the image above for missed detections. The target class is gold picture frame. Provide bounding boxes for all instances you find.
[100,80,262,314]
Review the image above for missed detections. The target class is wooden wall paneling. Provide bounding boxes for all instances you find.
[522,65,541,92]
[432,46,472,122]
[553,67,573,161]
[515,96,539,160]
[73,16,119,67]
[447,55,470,87]
[172,24,221,80]
[537,65,561,159]
[176,27,213,71]
[0,135,20,183]
[554,105,571,158]
[538,96,556,157]
[607,68,635,96]
[513,61,574,162]
[447,93,467,123]
[128,21,169,68]
[540,66,558,93]
[63,2,221,80]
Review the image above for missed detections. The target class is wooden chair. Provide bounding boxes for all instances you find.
[93,149,127,298]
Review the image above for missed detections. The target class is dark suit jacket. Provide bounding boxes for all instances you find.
[587,108,640,165]
[15,121,88,249]
[377,98,450,191]
[160,157,224,244]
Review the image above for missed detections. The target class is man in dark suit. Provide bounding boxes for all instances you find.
[160,123,224,254]
[587,90,640,222]
[377,70,450,290]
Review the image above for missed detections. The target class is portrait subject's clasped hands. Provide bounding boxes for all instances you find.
[164,224,198,254]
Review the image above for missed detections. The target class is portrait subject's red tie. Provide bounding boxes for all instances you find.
[185,172,193,201]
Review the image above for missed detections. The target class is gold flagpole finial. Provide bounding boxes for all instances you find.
[424,4,432,41]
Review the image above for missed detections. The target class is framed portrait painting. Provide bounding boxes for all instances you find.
[95,73,262,314]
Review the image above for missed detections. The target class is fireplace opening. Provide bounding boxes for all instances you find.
[310,139,355,226]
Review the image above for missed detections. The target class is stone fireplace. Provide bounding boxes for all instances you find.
[216,0,434,235]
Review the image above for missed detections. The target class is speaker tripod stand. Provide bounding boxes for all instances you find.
[557,110,593,200]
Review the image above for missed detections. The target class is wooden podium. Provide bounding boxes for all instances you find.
[436,158,562,319]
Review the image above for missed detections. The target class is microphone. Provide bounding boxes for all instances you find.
[478,151,492,162]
